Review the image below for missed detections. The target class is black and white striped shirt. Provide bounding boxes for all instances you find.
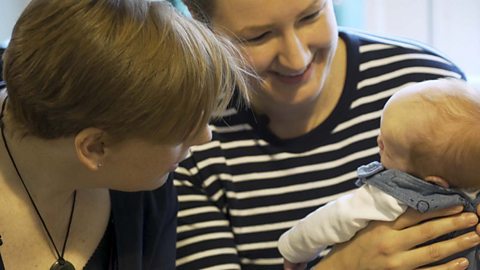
[174,28,465,270]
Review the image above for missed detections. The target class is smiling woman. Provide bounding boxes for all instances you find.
[0,0,251,269]
[174,0,474,269]
[208,0,341,139]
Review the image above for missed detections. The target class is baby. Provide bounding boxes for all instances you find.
[278,78,480,270]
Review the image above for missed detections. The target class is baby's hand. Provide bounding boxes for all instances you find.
[283,258,307,270]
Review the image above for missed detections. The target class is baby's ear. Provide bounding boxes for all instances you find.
[424,176,449,188]
[377,135,384,150]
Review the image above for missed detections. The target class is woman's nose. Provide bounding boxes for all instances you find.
[277,30,311,72]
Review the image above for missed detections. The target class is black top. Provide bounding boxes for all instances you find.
[108,176,178,269]
[84,218,115,269]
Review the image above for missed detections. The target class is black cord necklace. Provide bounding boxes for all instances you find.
[0,97,76,270]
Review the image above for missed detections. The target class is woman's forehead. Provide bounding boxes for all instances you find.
[212,0,324,31]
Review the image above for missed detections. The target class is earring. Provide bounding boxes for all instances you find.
[97,163,103,168]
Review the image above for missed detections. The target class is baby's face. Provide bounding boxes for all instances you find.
[376,132,408,171]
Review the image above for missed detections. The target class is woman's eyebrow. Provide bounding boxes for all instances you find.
[300,0,327,16]
[236,0,325,36]
[237,24,274,36]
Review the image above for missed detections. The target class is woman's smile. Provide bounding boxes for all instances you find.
[272,60,314,85]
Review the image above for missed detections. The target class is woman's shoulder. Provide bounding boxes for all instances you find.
[340,27,449,57]
[339,27,465,80]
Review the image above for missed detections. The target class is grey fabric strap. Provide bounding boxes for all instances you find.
[356,161,480,269]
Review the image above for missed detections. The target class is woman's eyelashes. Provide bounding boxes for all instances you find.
[241,31,271,44]
[239,2,326,45]
[300,10,321,23]
[300,0,328,24]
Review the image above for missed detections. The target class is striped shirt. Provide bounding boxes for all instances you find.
[174,28,465,270]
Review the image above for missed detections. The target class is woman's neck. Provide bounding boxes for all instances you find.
[0,124,83,211]
[0,128,84,249]
[260,38,347,139]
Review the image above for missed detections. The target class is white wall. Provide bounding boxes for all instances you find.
[364,0,430,43]
[0,0,30,46]
[363,0,480,87]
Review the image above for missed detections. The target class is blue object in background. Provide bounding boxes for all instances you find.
[333,0,365,28]
[167,0,191,17]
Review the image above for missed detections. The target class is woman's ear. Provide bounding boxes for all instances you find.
[424,175,450,188]
[74,127,107,171]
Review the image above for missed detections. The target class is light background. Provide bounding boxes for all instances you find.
[1,0,478,86]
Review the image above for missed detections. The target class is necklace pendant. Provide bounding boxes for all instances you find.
[50,259,75,270]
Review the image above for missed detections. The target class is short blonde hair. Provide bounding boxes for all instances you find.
[3,0,250,143]
[395,79,480,188]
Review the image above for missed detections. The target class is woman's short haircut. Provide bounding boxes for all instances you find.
[3,0,250,143]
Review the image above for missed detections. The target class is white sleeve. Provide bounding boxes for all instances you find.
[278,184,407,263]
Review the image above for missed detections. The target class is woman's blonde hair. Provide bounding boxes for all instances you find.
[3,0,250,143]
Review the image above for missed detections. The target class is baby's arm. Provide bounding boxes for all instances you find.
[278,184,407,264]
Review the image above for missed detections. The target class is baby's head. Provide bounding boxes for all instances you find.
[378,78,480,189]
